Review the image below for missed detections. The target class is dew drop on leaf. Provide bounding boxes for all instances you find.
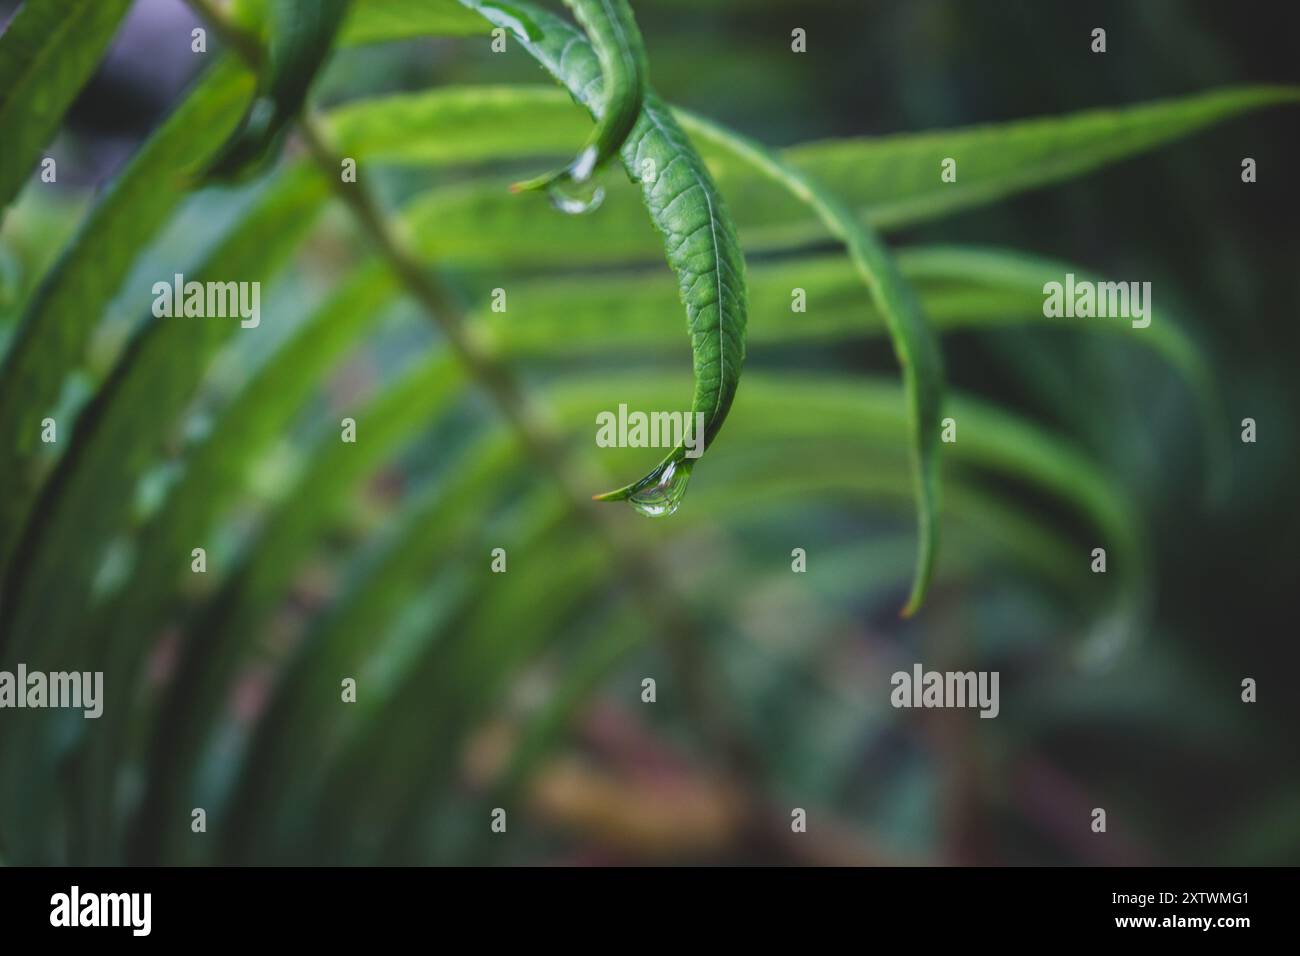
[546,177,605,215]
[626,458,694,517]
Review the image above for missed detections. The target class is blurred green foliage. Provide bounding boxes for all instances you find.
[0,0,1297,865]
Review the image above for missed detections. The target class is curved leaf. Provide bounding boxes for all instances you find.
[459,0,749,513]
[509,0,648,203]
[207,0,352,179]
[676,111,944,616]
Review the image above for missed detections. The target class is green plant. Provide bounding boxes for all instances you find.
[0,0,1294,865]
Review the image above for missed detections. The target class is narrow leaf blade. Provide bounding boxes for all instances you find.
[0,0,133,217]
[460,0,749,508]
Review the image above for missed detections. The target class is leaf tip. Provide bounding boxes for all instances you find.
[899,566,933,618]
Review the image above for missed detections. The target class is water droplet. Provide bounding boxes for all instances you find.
[626,458,694,517]
[546,177,604,215]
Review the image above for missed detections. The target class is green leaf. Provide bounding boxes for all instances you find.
[327,86,590,164]
[677,112,944,617]
[506,0,649,203]
[386,165,1217,517]
[460,0,750,514]
[0,0,133,217]
[323,82,1300,245]
[207,0,352,179]
[0,61,255,587]
[338,0,486,45]
[388,182,1215,505]
[785,84,1300,232]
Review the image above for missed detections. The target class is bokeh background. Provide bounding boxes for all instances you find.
[1,0,1297,865]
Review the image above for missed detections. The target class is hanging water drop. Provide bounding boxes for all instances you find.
[545,177,605,215]
[625,458,694,517]
[513,147,604,214]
